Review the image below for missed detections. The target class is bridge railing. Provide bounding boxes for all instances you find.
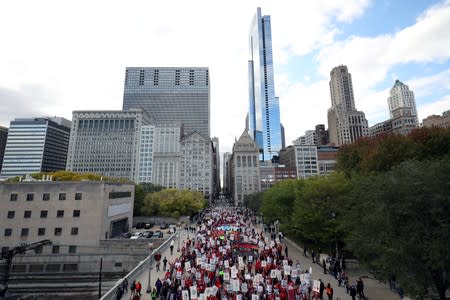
[100,232,177,300]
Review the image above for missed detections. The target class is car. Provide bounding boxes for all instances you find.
[159,224,168,229]
[119,232,132,239]
[141,231,154,238]
[153,231,163,238]
[144,223,154,229]
[167,228,175,234]
[130,232,143,239]
[135,222,145,229]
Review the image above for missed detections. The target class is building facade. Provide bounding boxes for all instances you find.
[151,124,182,189]
[211,137,220,198]
[248,7,282,161]
[179,132,212,199]
[388,80,418,120]
[1,118,71,178]
[294,145,338,179]
[222,152,232,197]
[123,67,210,137]
[327,66,368,146]
[422,110,450,128]
[369,119,393,137]
[66,110,151,181]
[231,131,260,204]
[136,125,156,184]
[0,126,8,174]
[315,124,329,146]
[259,161,296,191]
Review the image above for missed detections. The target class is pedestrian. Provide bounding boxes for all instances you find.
[130,280,136,295]
[155,278,163,296]
[356,277,365,299]
[284,245,289,258]
[135,280,142,296]
[303,246,307,257]
[323,259,327,274]
[122,277,128,293]
[326,283,333,300]
[349,285,357,300]
[319,279,325,300]
[115,286,123,300]
[312,250,316,263]
[170,240,174,255]
[163,256,168,271]
[151,287,158,300]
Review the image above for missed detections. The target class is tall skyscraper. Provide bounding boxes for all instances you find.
[66,110,151,181]
[248,7,282,161]
[388,80,418,119]
[0,117,71,178]
[0,126,8,173]
[327,65,368,146]
[122,67,210,137]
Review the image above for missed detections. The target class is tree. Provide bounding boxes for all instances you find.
[243,192,264,213]
[142,189,207,219]
[290,173,352,252]
[342,159,450,299]
[134,183,165,216]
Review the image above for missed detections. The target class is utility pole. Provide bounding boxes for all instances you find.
[98,257,103,299]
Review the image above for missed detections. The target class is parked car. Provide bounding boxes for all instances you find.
[141,231,154,238]
[153,231,164,238]
[119,232,132,239]
[144,223,154,229]
[159,224,168,229]
[168,227,175,234]
[135,222,145,229]
[130,232,143,239]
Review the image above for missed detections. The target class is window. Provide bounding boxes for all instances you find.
[63,264,78,271]
[10,194,18,201]
[71,227,79,235]
[58,193,66,200]
[42,193,50,201]
[26,193,34,201]
[38,228,46,236]
[54,228,62,236]
[75,193,82,200]
[21,228,29,236]
[68,245,77,253]
[40,210,48,218]
[4,229,12,236]
[34,246,43,254]
[57,210,64,218]
[73,210,80,217]
[24,211,32,218]
[109,191,131,199]
[52,246,60,254]
[7,211,15,219]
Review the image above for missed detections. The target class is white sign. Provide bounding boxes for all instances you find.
[185,262,191,272]
[190,286,198,299]
[313,280,321,293]
[182,290,189,300]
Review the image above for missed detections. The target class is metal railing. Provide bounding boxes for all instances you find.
[100,232,177,300]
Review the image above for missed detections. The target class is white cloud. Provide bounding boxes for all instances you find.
[417,94,450,122]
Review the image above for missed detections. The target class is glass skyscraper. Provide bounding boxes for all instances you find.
[122,67,210,138]
[248,7,282,161]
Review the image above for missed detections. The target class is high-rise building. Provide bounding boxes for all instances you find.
[0,126,8,173]
[1,117,71,178]
[136,125,156,184]
[315,124,329,146]
[179,132,212,199]
[123,67,210,137]
[248,7,282,161]
[230,130,260,204]
[388,80,418,120]
[211,137,220,198]
[151,124,182,189]
[66,110,151,181]
[222,152,232,196]
[327,65,368,146]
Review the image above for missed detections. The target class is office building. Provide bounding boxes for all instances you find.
[136,125,156,184]
[123,67,210,137]
[222,152,232,196]
[179,132,212,199]
[0,126,8,173]
[66,110,151,181]
[294,145,339,179]
[230,131,260,204]
[422,110,450,128]
[211,137,220,198]
[315,124,329,146]
[388,80,418,120]
[248,7,282,161]
[259,161,296,191]
[369,119,393,137]
[327,66,368,146]
[1,117,71,178]
[151,124,182,189]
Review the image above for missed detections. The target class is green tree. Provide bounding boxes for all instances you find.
[260,179,300,225]
[142,189,206,219]
[243,192,264,213]
[291,173,352,252]
[342,159,450,299]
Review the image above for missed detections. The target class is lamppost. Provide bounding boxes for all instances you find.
[146,242,154,293]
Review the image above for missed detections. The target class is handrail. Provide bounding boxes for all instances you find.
[100,232,177,300]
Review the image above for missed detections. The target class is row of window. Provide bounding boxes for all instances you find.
[4,227,79,237]
[6,209,80,219]
[10,192,82,201]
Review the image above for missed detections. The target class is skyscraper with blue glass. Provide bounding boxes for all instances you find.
[248,7,282,161]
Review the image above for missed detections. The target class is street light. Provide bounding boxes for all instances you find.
[146,242,154,293]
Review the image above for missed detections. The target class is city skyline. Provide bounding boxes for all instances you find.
[1,0,450,154]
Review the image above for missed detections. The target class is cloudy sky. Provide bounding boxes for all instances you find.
[1,0,450,155]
